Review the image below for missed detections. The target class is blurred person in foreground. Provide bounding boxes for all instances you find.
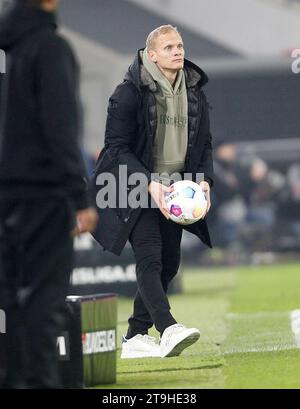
[0,0,98,388]
[92,25,213,358]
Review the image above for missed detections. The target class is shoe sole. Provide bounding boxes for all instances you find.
[163,331,200,358]
[121,350,161,359]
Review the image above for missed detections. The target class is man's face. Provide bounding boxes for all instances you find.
[40,0,59,12]
[149,30,185,72]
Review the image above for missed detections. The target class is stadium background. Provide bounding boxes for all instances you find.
[48,0,300,292]
[1,0,299,388]
[58,0,300,268]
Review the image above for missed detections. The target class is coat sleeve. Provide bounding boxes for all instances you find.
[198,92,214,187]
[35,34,89,210]
[104,82,152,181]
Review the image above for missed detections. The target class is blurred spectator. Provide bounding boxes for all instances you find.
[211,143,285,249]
[81,147,98,179]
[279,163,300,237]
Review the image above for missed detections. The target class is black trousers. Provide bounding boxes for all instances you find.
[0,198,75,389]
[127,208,183,338]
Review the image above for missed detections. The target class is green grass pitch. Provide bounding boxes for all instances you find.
[96,262,300,389]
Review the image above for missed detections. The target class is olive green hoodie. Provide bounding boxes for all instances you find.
[142,49,188,177]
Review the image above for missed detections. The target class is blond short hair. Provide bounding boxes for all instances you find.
[146,25,181,51]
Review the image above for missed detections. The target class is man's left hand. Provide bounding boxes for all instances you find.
[199,181,211,218]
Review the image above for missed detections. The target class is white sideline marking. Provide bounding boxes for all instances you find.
[225,344,296,355]
[225,310,300,355]
[290,310,300,348]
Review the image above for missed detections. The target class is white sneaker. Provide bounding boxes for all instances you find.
[121,334,161,359]
[160,324,200,357]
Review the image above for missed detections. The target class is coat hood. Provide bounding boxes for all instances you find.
[0,1,57,51]
[125,48,209,92]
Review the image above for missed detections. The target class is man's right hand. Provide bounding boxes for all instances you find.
[148,181,172,220]
[72,207,98,236]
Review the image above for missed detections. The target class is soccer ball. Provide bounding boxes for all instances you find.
[164,180,207,225]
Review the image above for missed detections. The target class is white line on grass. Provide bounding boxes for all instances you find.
[224,344,296,355]
[224,310,300,355]
[290,310,300,347]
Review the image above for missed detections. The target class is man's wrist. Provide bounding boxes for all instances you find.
[204,176,213,188]
[200,180,210,190]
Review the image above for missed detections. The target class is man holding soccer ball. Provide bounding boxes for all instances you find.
[93,25,213,358]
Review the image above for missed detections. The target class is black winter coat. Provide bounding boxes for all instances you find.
[0,2,88,209]
[92,50,214,255]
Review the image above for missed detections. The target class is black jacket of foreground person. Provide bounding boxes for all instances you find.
[0,1,88,209]
[0,1,91,389]
[92,50,214,255]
